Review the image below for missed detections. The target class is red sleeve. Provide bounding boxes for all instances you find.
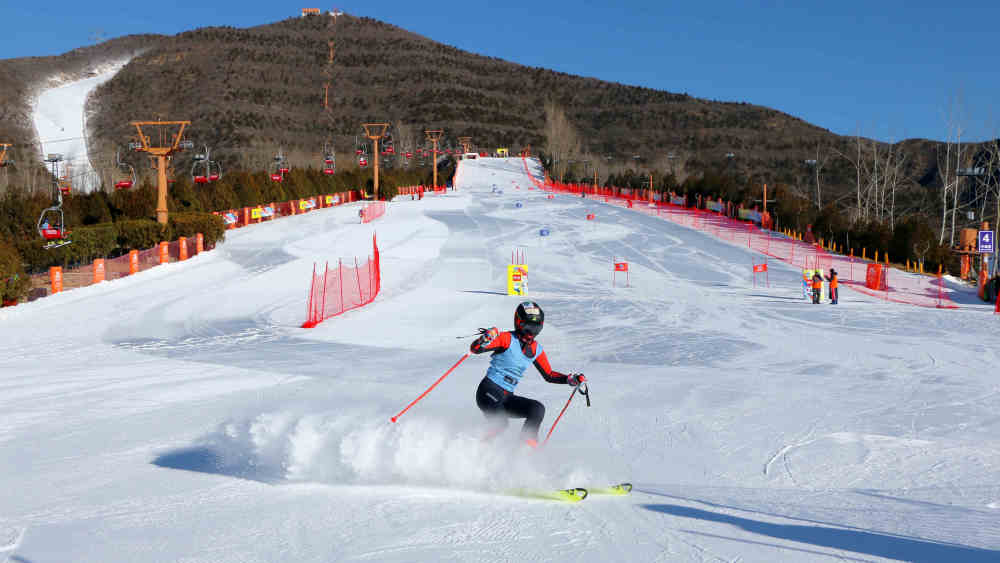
[532,343,569,384]
[470,331,511,354]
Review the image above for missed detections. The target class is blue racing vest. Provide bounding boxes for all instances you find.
[485,332,542,392]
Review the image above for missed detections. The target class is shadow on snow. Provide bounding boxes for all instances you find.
[641,503,999,563]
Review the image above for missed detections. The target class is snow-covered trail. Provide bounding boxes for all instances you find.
[31,59,130,193]
[1,158,999,562]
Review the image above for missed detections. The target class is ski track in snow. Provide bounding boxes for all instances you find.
[2,158,1000,562]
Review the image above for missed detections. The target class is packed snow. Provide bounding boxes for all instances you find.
[31,59,130,193]
[2,158,999,562]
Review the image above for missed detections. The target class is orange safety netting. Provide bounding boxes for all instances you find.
[361,201,386,223]
[302,234,381,328]
[522,157,957,309]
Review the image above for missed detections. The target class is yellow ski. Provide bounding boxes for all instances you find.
[507,487,589,502]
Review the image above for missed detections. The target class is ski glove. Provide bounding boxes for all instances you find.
[567,373,586,386]
[477,327,500,344]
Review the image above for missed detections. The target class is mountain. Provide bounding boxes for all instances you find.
[0,12,989,230]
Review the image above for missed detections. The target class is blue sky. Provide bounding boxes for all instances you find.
[4,1,997,143]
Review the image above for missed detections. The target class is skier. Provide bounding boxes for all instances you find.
[470,301,585,448]
[812,271,824,304]
[825,268,839,304]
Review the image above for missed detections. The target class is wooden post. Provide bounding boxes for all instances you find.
[159,242,169,265]
[196,233,204,254]
[129,250,139,275]
[179,237,188,261]
[93,259,105,283]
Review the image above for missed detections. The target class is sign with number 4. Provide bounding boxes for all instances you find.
[979,231,995,254]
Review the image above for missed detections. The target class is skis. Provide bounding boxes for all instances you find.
[589,482,632,496]
[43,239,72,250]
[508,487,588,502]
[506,483,631,502]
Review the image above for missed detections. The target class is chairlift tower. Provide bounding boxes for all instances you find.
[362,123,389,199]
[130,121,192,224]
[458,136,472,154]
[425,129,444,189]
[44,153,64,201]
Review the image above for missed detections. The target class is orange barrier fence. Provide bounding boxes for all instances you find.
[524,156,958,309]
[396,185,447,199]
[30,234,211,298]
[302,234,381,328]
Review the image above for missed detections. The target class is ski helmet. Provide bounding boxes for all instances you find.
[514,301,544,338]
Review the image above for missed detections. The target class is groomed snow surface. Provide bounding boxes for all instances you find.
[2,158,999,562]
[32,59,130,193]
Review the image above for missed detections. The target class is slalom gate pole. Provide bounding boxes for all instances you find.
[390,353,469,423]
[543,382,589,446]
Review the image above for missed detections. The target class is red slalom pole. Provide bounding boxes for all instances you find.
[543,383,588,446]
[390,353,469,423]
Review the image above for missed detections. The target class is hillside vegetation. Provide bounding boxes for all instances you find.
[1,13,997,288]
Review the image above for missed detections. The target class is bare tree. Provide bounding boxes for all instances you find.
[833,129,908,228]
[543,100,582,181]
[936,97,966,245]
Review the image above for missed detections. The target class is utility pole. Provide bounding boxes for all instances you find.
[362,123,390,199]
[130,121,192,224]
[425,129,443,189]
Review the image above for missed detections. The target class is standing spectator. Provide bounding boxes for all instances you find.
[812,271,824,304]
[825,268,839,304]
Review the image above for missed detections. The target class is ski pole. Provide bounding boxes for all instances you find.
[390,353,469,423]
[543,382,589,446]
[456,328,491,339]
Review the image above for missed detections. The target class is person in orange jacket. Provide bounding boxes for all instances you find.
[811,271,823,304]
[825,268,839,304]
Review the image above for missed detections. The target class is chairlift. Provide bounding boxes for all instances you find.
[114,150,137,190]
[191,145,221,184]
[272,148,288,181]
[358,156,368,167]
[38,154,71,248]
[37,206,70,248]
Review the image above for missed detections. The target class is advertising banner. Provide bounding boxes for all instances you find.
[507,265,528,296]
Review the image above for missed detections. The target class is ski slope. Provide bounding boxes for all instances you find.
[2,158,999,562]
[32,59,130,193]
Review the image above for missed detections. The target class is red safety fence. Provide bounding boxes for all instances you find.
[361,201,386,223]
[523,156,958,309]
[302,234,381,328]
